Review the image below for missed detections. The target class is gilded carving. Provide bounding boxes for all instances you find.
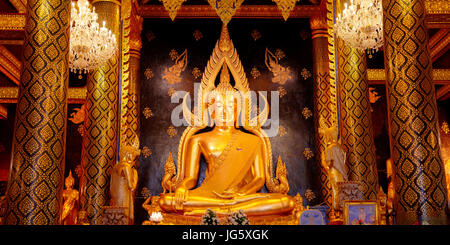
[250,67,261,79]
[167,125,177,138]
[192,67,202,79]
[144,67,154,80]
[277,86,287,98]
[301,68,312,80]
[193,30,203,41]
[159,0,187,21]
[251,29,262,41]
[163,49,188,85]
[272,0,300,21]
[208,0,244,24]
[265,48,292,85]
[302,107,313,119]
[143,107,154,119]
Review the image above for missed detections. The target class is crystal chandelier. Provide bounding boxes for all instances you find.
[69,0,117,74]
[335,0,383,56]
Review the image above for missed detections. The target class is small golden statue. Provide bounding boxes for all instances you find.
[110,140,140,224]
[62,171,79,225]
[319,117,348,213]
[157,24,295,219]
[386,158,396,223]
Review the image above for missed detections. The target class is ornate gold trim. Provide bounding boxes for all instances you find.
[92,0,121,5]
[0,14,25,31]
[139,5,321,18]
[8,0,26,13]
[0,44,21,85]
[0,104,7,119]
[424,0,450,15]
[326,0,338,125]
[367,69,450,83]
[0,87,87,103]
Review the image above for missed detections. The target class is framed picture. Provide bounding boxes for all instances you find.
[299,210,325,225]
[343,201,378,225]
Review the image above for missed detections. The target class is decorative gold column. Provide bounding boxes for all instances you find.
[4,0,70,224]
[383,0,448,224]
[123,7,142,146]
[336,0,379,199]
[80,0,121,224]
[310,14,332,206]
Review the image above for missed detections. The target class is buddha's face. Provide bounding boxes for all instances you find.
[213,93,236,126]
[65,178,74,189]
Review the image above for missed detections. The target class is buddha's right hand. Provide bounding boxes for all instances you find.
[174,187,188,210]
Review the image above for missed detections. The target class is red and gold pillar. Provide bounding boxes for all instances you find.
[382,0,448,224]
[310,14,333,206]
[80,0,121,224]
[4,0,70,224]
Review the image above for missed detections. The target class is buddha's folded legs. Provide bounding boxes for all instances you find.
[159,193,295,216]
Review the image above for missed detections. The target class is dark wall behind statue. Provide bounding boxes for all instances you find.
[137,18,317,222]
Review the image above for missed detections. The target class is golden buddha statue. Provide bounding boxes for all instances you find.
[110,140,140,224]
[157,24,295,218]
[386,158,396,214]
[62,171,79,225]
[319,118,348,212]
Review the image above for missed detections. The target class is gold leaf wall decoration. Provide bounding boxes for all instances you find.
[300,68,311,80]
[143,107,154,119]
[279,125,287,137]
[251,29,261,41]
[144,68,154,80]
[208,0,244,24]
[168,87,177,97]
[275,49,286,60]
[250,67,261,79]
[163,49,188,85]
[277,86,287,98]
[193,30,203,41]
[442,122,449,134]
[303,147,314,160]
[192,67,202,79]
[302,107,313,119]
[265,48,292,85]
[146,30,156,42]
[167,125,178,138]
[272,0,300,21]
[142,146,152,158]
[169,49,179,61]
[159,0,187,21]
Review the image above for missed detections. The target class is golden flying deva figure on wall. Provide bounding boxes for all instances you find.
[155,24,296,218]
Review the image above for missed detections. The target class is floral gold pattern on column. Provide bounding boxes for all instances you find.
[80,0,120,225]
[5,0,70,225]
[143,107,153,119]
[383,0,448,224]
[167,125,177,138]
[272,0,300,21]
[311,13,333,207]
[208,0,244,24]
[159,0,187,21]
[265,48,292,85]
[163,49,187,85]
[337,38,378,201]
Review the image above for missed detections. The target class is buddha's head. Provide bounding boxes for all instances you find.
[119,145,141,163]
[207,64,240,127]
[65,171,75,189]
